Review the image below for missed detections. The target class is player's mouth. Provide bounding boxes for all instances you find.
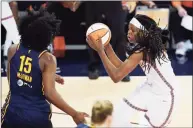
[127,36,132,42]
[128,36,135,43]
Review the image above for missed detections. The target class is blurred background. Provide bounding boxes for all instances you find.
[1,1,192,127]
[1,1,192,79]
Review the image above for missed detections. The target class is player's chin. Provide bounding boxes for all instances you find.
[128,38,134,44]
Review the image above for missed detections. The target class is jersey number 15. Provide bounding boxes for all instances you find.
[19,55,32,74]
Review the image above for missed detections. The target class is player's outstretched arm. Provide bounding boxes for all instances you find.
[104,44,123,68]
[9,1,19,25]
[41,53,88,124]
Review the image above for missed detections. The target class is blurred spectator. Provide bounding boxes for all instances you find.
[17,1,47,24]
[85,1,130,81]
[139,1,157,8]
[123,1,157,13]
[123,1,157,31]
[1,25,6,73]
[77,100,113,128]
[170,1,192,64]
[47,2,85,73]
[60,1,83,12]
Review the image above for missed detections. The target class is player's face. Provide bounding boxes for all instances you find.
[127,24,139,44]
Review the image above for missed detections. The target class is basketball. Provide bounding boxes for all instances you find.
[86,23,111,46]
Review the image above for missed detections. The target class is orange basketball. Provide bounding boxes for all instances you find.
[86,23,111,46]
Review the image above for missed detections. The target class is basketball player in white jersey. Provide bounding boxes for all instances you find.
[87,14,180,127]
[2,1,20,70]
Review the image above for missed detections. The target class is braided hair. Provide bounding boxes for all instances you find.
[19,9,61,52]
[126,14,170,72]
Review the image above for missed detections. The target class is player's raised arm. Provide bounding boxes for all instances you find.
[99,50,142,83]
[87,35,143,83]
[104,44,123,68]
[41,53,88,124]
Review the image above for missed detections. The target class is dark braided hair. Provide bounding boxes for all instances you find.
[126,14,170,72]
[19,9,61,52]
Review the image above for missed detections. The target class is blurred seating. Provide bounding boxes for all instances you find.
[1,1,192,67]
[170,1,192,64]
[53,36,66,58]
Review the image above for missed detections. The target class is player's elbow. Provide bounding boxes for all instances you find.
[44,88,55,100]
[44,90,51,99]
[112,78,119,83]
[111,74,121,83]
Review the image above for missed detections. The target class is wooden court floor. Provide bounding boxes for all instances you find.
[1,76,192,127]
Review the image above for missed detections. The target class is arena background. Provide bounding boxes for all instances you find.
[1,1,192,127]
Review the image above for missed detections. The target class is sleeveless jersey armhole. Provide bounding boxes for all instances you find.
[38,50,48,58]
[38,50,48,73]
[127,47,145,59]
[134,47,145,53]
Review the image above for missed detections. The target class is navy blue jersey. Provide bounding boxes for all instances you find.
[2,44,52,126]
[77,123,91,128]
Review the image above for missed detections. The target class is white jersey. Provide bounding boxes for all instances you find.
[112,53,179,127]
[140,53,178,95]
[2,1,20,57]
[2,1,13,19]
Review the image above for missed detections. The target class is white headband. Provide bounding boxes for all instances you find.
[130,18,147,31]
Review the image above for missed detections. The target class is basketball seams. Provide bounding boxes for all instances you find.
[104,30,111,46]
[88,28,106,36]
[86,23,111,46]
[88,28,111,46]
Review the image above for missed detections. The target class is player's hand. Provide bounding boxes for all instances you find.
[86,35,98,51]
[122,2,136,13]
[55,74,64,85]
[177,7,187,17]
[86,35,104,52]
[61,1,82,12]
[72,112,89,125]
[70,1,82,12]
[148,2,157,9]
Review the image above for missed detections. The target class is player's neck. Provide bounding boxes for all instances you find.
[93,122,109,128]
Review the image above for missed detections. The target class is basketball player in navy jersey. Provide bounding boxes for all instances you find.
[1,10,88,128]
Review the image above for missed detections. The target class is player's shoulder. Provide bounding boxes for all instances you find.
[9,44,18,51]
[127,50,143,60]
[40,51,56,65]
